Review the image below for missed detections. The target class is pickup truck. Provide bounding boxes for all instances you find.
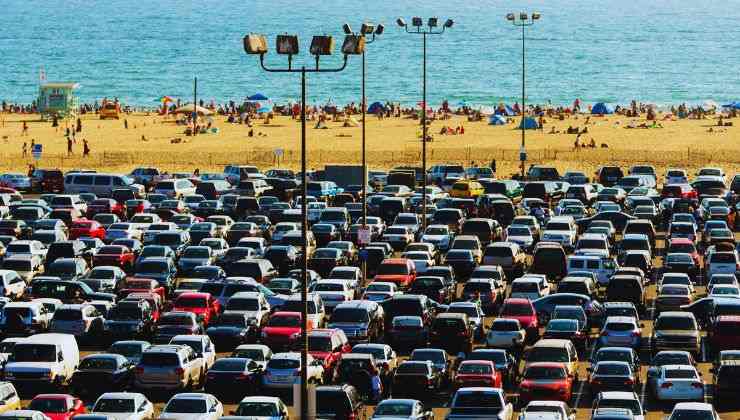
[518,401,575,420]
[445,387,513,420]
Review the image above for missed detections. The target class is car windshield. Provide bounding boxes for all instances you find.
[80,357,117,370]
[502,303,533,316]
[308,336,332,352]
[524,366,566,379]
[374,402,412,416]
[655,316,695,330]
[669,410,714,420]
[332,308,369,323]
[93,398,135,413]
[268,358,300,369]
[528,347,568,363]
[109,343,144,358]
[377,264,409,276]
[268,315,300,327]
[596,363,629,375]
[597,399,641,415]
[164,399,207,414]
[665,369,697,379]
[29,398,68,413]
[175,297,207,308]
[459,363,492,374]
[235,403,279,417]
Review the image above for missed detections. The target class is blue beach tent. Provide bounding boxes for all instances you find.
[518,116,539,130]
[367,102,385,114]
[489,114,506,125]
[248,93,269,101]
[591,102,614,115]
[495,105,516,116]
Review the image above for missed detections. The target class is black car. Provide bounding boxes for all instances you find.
[264,245,299,275]
[429,313,473,354]
[387,316,428,351]
[71,353,135,397]
[104,300,155,340]
[391,361,442,399]
[206,312,257,350]
[713,360,740,408]
[309,248,347,278]
[443,249,477,279]
[542,318,588,351]
[663,253,699,279]
[468,348,519,386]
[408,276,454,304]
[204,357,261,399]
[215,247,255,270]
[588,361,639,393]
[316,384,366,420]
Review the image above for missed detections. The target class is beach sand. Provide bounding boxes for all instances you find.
[1,111,739,177]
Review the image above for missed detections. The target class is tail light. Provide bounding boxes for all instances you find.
[661,382,673,388]
[625,378,635,385]
[489,291,496,301]
[631,331,640,337]
[691,382,703,389]
[175,367,185,376]
[427,378,434,386]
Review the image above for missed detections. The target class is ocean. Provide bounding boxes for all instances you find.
[2,0,740,107]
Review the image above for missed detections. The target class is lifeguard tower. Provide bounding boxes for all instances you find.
[37,82,80,120]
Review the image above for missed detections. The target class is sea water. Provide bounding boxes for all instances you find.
[1,0,739,107]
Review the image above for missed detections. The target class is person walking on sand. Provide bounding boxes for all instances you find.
[76,117,82,133]
[83,139,90,157]
[124,119,128,129]
[21,142,27,157]
[67,137,73,156]
[21,121,28,136]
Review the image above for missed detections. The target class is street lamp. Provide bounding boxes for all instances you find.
[342,21,383,282]
[506,11,541,179]
[397,16,453,232]
[243,31,361,420]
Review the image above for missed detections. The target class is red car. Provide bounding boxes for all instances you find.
[667,238,702,267]
[374,258,417,289]
[87,198,126,219]
[173,292,221,327]
[500,298,539,340]
[69,219,106,240]
[454,360,502,390]
[661,184,698,201]
[118,277,166,301]
[123,292,162,323]
[93,245,135,271]
[28,394,86,420]
[518,362,574,406]
[307,328,351,380]
[708,315,740,352]
[261,311,313,350]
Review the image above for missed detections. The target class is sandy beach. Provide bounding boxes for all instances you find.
[1,111,739,177]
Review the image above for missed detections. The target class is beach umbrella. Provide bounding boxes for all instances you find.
[173,104,213,116]
[248,93,269,101]
[155,96,175,103]
[703,100,718,109]
[479,106,496,115]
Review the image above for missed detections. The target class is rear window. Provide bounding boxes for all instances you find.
[53,309,83,321]
[397,362,429,374]
[267,358,299,369]
[711,253,737,264]
[141,352,180,366]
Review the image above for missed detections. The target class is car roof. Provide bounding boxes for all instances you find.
[598,391,639,400]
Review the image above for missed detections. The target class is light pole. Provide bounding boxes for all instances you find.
[507,11,540,180]
[397,16,453,232]
[342,21,383,283]
[243,32,362,420]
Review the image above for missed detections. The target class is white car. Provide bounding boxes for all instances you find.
[142,222,179,243]
[262,352,324,389]
[310,280,353,312]
[0,270,26,299]
[92,392,154,420]
[228,396,289,420]
[420,224,452,251]
[231,344,273,370]
[0,411,49,420]
[170,335,217,370]
[271,223,300,243]
[667,402,719,420]
[486,318,525,349]
[650,364,705,401]
[158,393,223,420]
[401,251,434,274]
[665,169,689,185]
[709,284,740,299]
[518,400,575,420]
[509,278,548,301]
[4,240,47,259]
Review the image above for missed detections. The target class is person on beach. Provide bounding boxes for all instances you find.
[76,118,82,133]
[67,137,73,156]
[83,139,90,157]
[124,119,128,129]
[21,121,28,136]
[21,142,27,157]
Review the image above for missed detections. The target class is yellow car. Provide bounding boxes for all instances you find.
[0,382,20,413]
[450,180,484,198]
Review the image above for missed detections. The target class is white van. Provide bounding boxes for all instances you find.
[567,254,618,286]
[4,333,79,388]
[63,173,144,197]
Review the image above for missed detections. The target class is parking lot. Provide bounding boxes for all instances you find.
[0,164,737,420]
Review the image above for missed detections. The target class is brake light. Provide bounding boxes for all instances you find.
[661,382,673,388]
[175,367,184,376]
[631,331,640,337]
[427,378,434,386]
[625,378,635,385]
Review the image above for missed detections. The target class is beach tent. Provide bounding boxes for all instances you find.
[248,93,269,101]
[174,104,213,116]
[591,102,614,115]
[495,105,515,116]
[489,114,506,125]
[722,102,740,110]
[518,116,539,130]
[367,102,385,114]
